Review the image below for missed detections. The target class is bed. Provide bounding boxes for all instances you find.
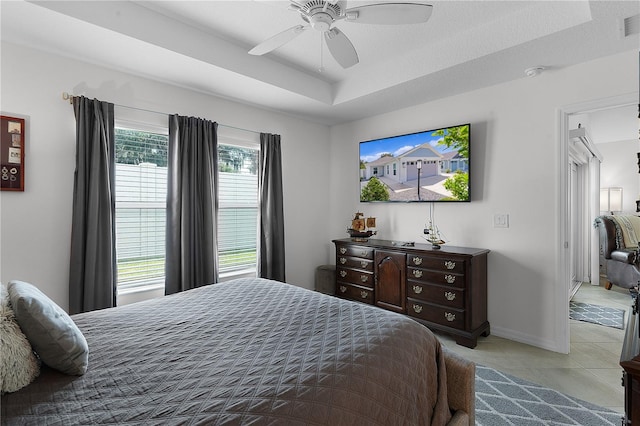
[2,277,474,425]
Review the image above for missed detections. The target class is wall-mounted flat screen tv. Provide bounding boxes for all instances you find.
[359,123,470,202]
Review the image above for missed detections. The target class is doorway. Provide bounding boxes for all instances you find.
[557,92,638,353]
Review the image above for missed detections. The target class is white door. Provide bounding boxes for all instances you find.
[568,137,601,300]
[569,161,582,299]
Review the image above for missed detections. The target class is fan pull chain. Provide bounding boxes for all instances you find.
[318,33,325,73]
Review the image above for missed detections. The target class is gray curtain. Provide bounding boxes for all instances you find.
[165,115,218,295]
[69,96,116,314]
[258,133,286,282]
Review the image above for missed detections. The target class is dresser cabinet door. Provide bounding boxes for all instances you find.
[375,250,406,313]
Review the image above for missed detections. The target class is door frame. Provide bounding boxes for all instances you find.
[557,92,637,353]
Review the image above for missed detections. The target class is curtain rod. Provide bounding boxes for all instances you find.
[61,92,261,135]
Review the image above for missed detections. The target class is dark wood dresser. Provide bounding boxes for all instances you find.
[333,238,490,348]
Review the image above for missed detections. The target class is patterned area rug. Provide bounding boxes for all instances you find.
[476,365,623,425]
[569,302,625,329]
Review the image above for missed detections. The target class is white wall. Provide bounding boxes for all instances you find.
[599,139,639,214]
[0,41,331,310]
[329,49,638,352]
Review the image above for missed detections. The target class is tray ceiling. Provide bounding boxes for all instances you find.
[1,0,638,125]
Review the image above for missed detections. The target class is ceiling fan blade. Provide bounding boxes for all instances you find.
[324,28,359,68]
[248,25,307,56]
[344,3,433,25]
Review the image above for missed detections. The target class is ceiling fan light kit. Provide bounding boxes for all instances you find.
[309,12,333,31]
[249,1,433,69]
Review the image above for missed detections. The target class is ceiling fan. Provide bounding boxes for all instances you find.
[248,1,433,69]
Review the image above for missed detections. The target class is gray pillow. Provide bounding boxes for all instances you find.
[8,280,88,375]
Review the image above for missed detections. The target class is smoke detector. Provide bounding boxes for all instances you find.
[525,66,545,77]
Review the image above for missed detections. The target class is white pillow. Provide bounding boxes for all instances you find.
[0,283,40,393]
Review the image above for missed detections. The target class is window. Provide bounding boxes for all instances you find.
[114,123,260,292]
[218,143,259,277]
[114,127,168,292]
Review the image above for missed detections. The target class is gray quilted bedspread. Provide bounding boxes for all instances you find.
[2,278,450,425]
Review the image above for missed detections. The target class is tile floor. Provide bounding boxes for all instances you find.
[437,282,632,414]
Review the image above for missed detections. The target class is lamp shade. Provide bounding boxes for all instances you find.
[601,187,623,213]
[609,187,623,212]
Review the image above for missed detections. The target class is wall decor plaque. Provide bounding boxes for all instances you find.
[0,115,25,191]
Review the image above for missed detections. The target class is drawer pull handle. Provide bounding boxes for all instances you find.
[413,304,423,314]
[444,261,456,270]
[339,247,347,254]
[360,275,369,283]
[360,290,368,299]
[444,274,456,284]
[339,270,347,278]
[444,312,456,322]
[413,270,423,278]
[361,250,368,256]
[360,261,368,268]
[444,291,456,301]
[339,258,347,264]
[339,285,347,293]
[412,285,423,294]
[413,257,423,265]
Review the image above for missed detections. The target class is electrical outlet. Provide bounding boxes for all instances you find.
[494,213,509,228]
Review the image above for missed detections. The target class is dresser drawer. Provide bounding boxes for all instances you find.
[336,244,374,260]
[336,267,374,287]
[407,299,465,330]
[407,267,465,288]
[407,281,465,309]
[407,255,465,274]
[336,282,374,304]
[336,256,374,271]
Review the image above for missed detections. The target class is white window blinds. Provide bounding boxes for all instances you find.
[114,127,168,290]
[218,143,259,275]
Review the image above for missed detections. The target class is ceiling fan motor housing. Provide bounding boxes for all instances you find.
[300,0,342,32]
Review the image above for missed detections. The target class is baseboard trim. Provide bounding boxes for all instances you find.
[490,325,565,354]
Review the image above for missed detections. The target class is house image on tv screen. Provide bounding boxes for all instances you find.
[359,123,470,202]
[362,143,469,181]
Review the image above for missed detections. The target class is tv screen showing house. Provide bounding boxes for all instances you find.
[359,123,470,202]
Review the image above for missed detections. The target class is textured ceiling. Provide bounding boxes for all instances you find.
[1,0,639,125]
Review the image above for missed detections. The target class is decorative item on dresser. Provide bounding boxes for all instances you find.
[333,238,490,348]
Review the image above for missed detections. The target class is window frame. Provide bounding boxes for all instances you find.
[112,116,261,293]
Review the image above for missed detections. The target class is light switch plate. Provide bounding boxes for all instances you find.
[494,213,509,228]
